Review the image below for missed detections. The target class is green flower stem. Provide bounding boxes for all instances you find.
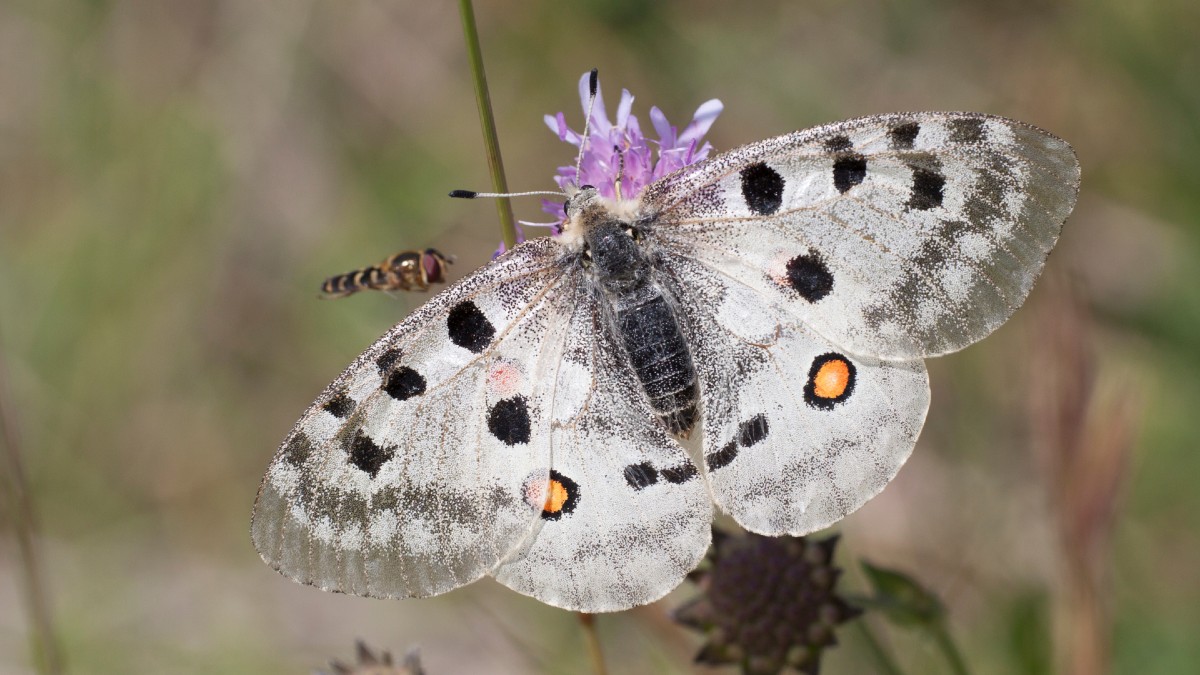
[930,623,971,675]
[854,620,907,675]
[457,0,518,249]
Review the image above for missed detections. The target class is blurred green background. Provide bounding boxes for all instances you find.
[1,0,1197,673]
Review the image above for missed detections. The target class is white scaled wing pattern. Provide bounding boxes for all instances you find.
[253,240,566,599]
[647,112,1080,359]
[254,109,1079,612]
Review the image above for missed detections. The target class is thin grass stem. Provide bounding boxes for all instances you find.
[854,620,907,675]
[931,623,971,675]
[0,348,65,674]
[577,613,608,675]
[457,0,518,249]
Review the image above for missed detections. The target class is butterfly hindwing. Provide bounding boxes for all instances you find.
[647,112,1080,359]
[493,283,711,612]
[252,239,570,599]
[661,256,929,536]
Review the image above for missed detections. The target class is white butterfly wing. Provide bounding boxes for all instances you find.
[661,256,928,536]
[493,282,711,612]
[646,112,1080,359]
[253,238,711,611]
[255,110,1080,608]
[252,240,567,599]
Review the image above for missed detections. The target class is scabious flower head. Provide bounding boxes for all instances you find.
[495,72,723,259]
[544,71,723,208]
[674,530,861,675]
[495,73,722,257]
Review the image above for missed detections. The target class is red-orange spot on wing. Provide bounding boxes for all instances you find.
[543,480,570,513]
[487,364,522,395]
[524,478,570,513]
[813,359,851,399]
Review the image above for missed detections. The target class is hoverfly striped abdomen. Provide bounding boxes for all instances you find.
[321,248,452,298]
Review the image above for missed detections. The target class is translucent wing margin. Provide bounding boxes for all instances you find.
[645,112,1080,359]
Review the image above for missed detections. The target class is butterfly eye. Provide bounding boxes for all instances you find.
[581,244,593,264]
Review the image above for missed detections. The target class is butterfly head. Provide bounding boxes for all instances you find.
[560,186,649,292]
[561,184,641,240]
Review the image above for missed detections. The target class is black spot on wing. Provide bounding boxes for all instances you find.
[832,154,867,194]
[824,134,853,152]
[624,462,659,490]
[705,441,739,471]
[348,430,392,478]
[948,117,985,143]
[488,395,531,445]
[706,414,770,472]
[786,252,834,302]
[447,301,495,353]
[889,121,920,150]
[740,162,785,216]
[283,433,315,467]
[660,462,699,484]
[908,166,946,210]
[738,414,770,447]
[383,366,426,401]
[375,348,402,374]
[323,392,354,419]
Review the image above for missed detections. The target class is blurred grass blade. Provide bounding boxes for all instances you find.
[0,350,65,674]
[458,0,518,249]
[860,560,970,675]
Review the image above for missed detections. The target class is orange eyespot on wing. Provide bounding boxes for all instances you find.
[544,480,570,512]
[803,353,857,410]
[522,470,580,521]
[813,358,851,399]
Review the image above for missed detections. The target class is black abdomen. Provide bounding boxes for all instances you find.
[613,290,699,436]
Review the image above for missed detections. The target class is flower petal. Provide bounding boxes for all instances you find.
[649,105,676,148]
[616,89,634,127]
[679,99,724,145]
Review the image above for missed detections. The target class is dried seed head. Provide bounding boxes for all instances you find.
[674,530,861,675]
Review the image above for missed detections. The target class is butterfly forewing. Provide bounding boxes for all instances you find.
[252,240,569,599]
[646,112,1080,359]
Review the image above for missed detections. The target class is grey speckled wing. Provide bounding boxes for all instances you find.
[645,112,1080,359]
[253,108,1079,613]
[253,237,711,612]
[252,240,567,600]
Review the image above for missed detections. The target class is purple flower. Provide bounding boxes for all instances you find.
[536,73,723,231]
[494,73,723,258]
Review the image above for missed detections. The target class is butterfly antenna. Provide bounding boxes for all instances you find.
[571,68,600,190]
[452,69,598,202]
[449,189,564,199]
[613,144,625,201]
